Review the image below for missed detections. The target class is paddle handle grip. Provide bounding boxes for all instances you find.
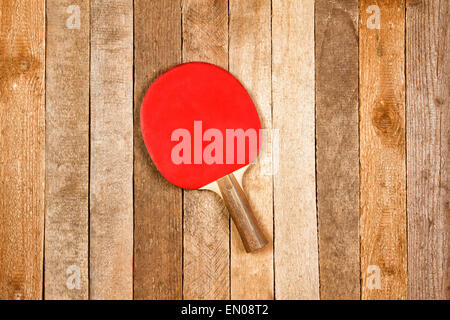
[216,173,267,252]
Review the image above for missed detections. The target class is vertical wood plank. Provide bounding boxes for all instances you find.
[182,0,230,300]
[360,0,407,299]
[441,38,450,301]
[315,0,360,299]
[229,0,273,300]
[0,0,45,300]
[134,0,182,299]
[406,0,449,300]
[272,0,319,299]
[90,0,133,299]
[45,0,90,300]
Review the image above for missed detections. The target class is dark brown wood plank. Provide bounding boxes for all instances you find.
[315,0,360,300]
[0,0,45,299]
[182,0,230,300]
[360,0,407,299]
[406,0,449,300]
[45,0,90,300]
[134,0,183,299]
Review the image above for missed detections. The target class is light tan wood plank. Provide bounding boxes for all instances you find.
[182,0,230,300]
[406,0,449,300]
[315,0,360,299]
[441,29,450,300]
[360,0,407,299]
[229,0,273,300]
[0,0,45,300]
[272,0,319,300]
[134,0,183,299]
[45,0,89,300]
[90,0,133,299]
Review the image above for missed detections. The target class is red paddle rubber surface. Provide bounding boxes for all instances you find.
[140,62,262,189]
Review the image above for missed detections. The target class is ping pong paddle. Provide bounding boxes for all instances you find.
[140,62,267,252]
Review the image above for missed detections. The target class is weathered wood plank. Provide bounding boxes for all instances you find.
[406,0,449,300]
[0,0,45,300]
[90,0,133,299]
[315,0,360,300]
[134,0,183,300]
[229,0,273,300]
[272,0,319,299]
[441,31,450,300]
[45,0,89,300]
[182,0,230,300]
[360,0,407,299]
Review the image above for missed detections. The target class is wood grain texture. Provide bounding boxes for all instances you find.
[0,0,45,300]
[360,0,407,300]
[272,0,319,299]
[229,0,273,299]
[45,0,89,300]
[90,0,133,299]
[406,0,449,300]
[182,0,230,300]
[315,0,360,300]
[442,29,450,300]
[134,0,183,299]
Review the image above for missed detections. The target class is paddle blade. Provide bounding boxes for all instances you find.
[140,62,262,189]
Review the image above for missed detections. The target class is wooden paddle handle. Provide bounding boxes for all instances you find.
[216,173,267,252]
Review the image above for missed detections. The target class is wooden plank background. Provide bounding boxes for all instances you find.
[273,0,319,299]
[406,0,449,300]
[0,0,45,300]
[90,0,133,299]
[0,0,448,300]
[360,0,407,299]
[45,0,90,300]
[315,0,360,300]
